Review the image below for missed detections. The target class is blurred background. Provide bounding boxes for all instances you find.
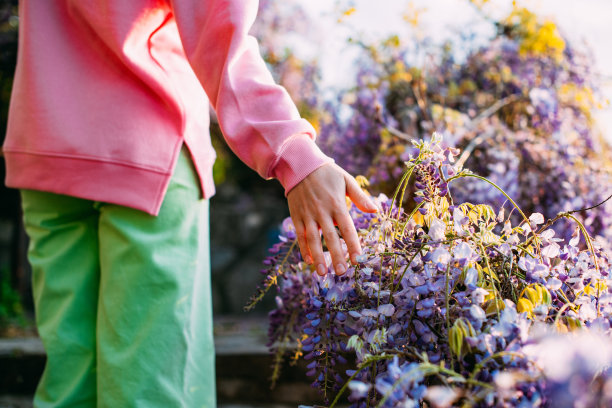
[0,0,611,406]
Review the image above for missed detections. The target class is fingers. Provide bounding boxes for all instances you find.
[321,220,346,276]
[295,213,350,276]
[294,221,312,264]
[335,210,362,265]
[345,172,379,213]
[304,221,327,276]
[287,163,380,276]
[339,172,379,264]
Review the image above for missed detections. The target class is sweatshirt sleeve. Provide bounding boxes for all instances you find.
[167,0,334,194]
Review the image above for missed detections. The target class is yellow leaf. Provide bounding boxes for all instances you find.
[566,317,582,331]
[556,321,568,333]
[517,298,534,315]
[480,266,500,282]
[523,287,539,305]
[582,280,607,296]
[485,298,505,316]
[535,284,552,305]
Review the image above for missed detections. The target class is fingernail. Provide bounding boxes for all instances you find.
[368,200,381,212]
[335,263,346,275]
[317,264,327,276]
[350,252,361,264]
[305,255,313,264]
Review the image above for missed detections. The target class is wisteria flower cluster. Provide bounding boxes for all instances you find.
[314,4,612,248]
[248,135,612,407]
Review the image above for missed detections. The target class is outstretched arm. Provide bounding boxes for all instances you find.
[169,0,332,192]
[169,0,376,273]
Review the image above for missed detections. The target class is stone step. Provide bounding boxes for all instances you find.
[0,316,329,406]
[0,395,30,408]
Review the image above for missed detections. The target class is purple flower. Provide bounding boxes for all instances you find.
[425,386,460,408]
[469,304,486,321]
[471,288,488,304]
[348,381,371,399]
[453,241,476,266]
[428,218,447,241]
[429,247,451,271]
[378,303,395,317]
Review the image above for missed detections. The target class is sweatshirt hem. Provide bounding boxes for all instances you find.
[4,151,184,215]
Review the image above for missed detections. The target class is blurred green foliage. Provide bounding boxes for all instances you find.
[0,268,24,329]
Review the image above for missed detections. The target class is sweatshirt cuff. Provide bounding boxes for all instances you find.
[269,132,335,196]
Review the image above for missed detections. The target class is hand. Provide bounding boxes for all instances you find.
[286,163,379,276]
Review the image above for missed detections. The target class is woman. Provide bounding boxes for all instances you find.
[4,0,377,406]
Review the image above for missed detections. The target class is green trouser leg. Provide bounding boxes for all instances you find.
[22,191,100,407]
[21,147,216,408]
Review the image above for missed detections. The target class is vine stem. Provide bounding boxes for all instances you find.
[391,250,422,294]
[575,192,612,213]
[448,173,529,225]
[561,213,602,316]
[388,164,416,220]
[244,239,298,311]
[488,246,518,303]
[444,261,452,341]
[479,242,502,321]
[328,358,379,408]
[468,351,525,382]
[448,173,541,262]
[523,190,612,249]
[401,202,424,236]
[385,124,414,142]
[376,361,492,408]
[562,213,599,274]
[553,302,575,329]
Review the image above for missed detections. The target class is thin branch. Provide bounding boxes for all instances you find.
[454,129,496,169]
[374,103,415,142]
[386,125,415,142]
[526,191,612,247]
[455,94,524,168]
[570,192,612,214]
[374,92,525,162]
[470,93,523,129]
[412,82,431,122]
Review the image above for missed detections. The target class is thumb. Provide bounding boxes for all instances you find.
[344,172,379,213]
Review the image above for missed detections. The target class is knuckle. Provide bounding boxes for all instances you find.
[332,208,351,223]
[306,230,321,243]
[322,226,338,238]
[338,223,356,239]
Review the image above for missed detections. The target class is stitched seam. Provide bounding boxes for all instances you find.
[3,148,171,174]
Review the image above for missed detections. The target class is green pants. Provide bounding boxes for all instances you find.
[20,148,216,407]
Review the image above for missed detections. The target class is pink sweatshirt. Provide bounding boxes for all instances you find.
[3,0,333,215]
